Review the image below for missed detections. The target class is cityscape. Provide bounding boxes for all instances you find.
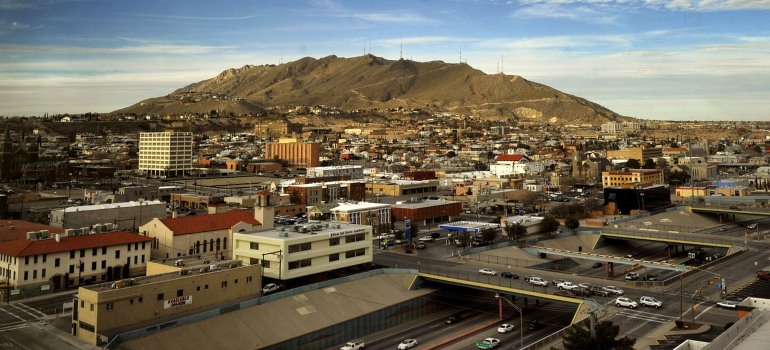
[2,1,770,350]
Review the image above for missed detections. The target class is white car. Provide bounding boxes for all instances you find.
[477,337,501,349]
[615,296,638,308]
[717,300,738,309]
[578,282,592,289]
[261,283,280,294]
[639,296,663,308]
[397,339,418,349]
[418,236,435,242]
[557,281,578,291]
[479,268,498,276]
[497,323,514,333]
[529,277,549,287]
[602,286,624,295]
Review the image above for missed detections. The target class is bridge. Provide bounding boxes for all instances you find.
[690,204,770,216]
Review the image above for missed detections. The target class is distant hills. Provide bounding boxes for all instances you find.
[114,54,627,125]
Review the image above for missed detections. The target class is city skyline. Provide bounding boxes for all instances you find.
[1,0,769,121]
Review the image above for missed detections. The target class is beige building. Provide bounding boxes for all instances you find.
[254,120,303,139]
[368,179,439,197]
[233,221,372,282]
[606,146,663,163]
[141,191,275,260]
[73,259,261,345]
[330,201,392,236]
[264,141,321,168]
[0,230,152,292]
[138,131,193,178]
[601,169,665,188]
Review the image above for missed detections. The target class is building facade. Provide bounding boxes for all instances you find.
[306,165,364,179]
[233,221,372,282]
[49,200,166,231]
[264,142,320,168]
[138,131,193,178]
[601,169,665,188]
[606,146,663,163]
[329,201,391,236]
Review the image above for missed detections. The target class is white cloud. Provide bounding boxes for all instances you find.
[513,3,620,24]
[517,0,770,11]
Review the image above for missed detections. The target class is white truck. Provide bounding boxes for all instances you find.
[340,339,365,350]
[556,281,578,291]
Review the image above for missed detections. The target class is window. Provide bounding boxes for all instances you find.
[91,261,96,271]
[33,255,37,264]
[234,279,239,284]
[23,271,28,280]
[138,297,143,303]
[288,258,312,270]
[115,250,120,259]
[345,248,366,259]
[345,233,366,243]
[288,242,311,253]
[69,265,74,273]
[329,253,340,262]
[127,243,131,252]
[92,248,97,256]
[329,237,340,246]
[101,261,106,269]
[157,293,164,301]
[90,304,94,311]
[41,269,46,278]
[221,281,227,288]
[32,270,37,279]
[246,276,253,283]
[70,251,75,259]
[249,242,259,250]
[106,302,114,311]
[177,289,183,297]
[55,258,60,267]
[102,247,107,255]
[80,249,85,258]
[24,257,28,265]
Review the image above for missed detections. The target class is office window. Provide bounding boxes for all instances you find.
[102,261,106,269]
[288,242,311,253]
[345,248,366,258]
[80,249,85,258]
[102,247,107,255]
[345,233,365,243]
[55,258,60,267]
[288,258,312,270]
[246,276,253,283]
[91,261,96,271]
[329,238,340,246]
[69,265,74,274]
[23,271,27,280]
[221,281,227,288]
[249,242,259,250]
[70,251,75,259]
[24,257,28,265]
[92,248,97,256]
[157,293,164,301]
[41,269,46,278]
[329,253,340,262]
[177,289,184,297]
[106,302,114,311]
[115,250,120,259]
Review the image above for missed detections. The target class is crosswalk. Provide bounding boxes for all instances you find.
[0,302,48,333]
[615,308,677,324]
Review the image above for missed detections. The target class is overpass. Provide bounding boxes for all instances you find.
[413,272,599,325]
[690,204,770,217]
[596,227,744,255]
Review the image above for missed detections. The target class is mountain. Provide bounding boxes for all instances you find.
[113,54,626,125]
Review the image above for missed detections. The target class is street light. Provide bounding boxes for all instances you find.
[495,293,523,349]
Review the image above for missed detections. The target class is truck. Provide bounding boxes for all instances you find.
[340,339,365,350]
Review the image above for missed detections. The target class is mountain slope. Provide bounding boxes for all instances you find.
[114,54,624,124]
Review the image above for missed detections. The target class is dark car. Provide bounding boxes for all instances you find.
[416,242,427,250]
[446,314,462,325]
[501,272,519,279]
[592,262,603,268]
[528,321,542,331]
[586,285,610,297]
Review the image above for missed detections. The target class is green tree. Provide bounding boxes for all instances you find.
[541,215,560,234]
[625,158,641,169]
[457,231,472,247]
[480,227,498,243]
[563,320,636,350]
[668,170,691,185]
[642,158,656,169]
[565,217,580,233]
[506,222,528,240]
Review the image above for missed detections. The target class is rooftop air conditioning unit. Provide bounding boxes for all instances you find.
[39,230,50,238]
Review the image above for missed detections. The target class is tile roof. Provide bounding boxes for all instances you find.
[0,220,64,243]
[495,154,526,162]
[160,209,260,236]
[0,231,152,257]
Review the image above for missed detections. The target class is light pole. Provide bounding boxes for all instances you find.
[495,293,523,349]
[138,198,144,234]
[261,250,283,287]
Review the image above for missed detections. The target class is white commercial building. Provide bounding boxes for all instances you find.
[138,131,193,178]
[306,165,364,179]
[232,221,372,282]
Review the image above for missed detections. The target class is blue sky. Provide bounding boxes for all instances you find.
[1,0,769,121]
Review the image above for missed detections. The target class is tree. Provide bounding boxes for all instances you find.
[668,170,691,185]
[642,158,656,169]
[457,231,472,247]
[480,227,498,243]
[565,217,580,233]
[562,320,635,350]
[506,222,527,240]
[625,158,641,169]
[541,215,560,234]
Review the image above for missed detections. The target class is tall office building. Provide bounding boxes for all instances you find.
[264,142,321,168]
[138,131,193,178]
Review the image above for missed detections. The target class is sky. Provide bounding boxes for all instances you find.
[1,0,769,121]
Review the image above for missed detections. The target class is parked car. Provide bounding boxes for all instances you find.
[587,285,610,297]
[625,272,639,280]
[529,277,549,287]
[498,323,514,333]
[639,296,663,308]
[416,242,427,249]
[757,270,770,280]
[501,272,519,279]
[262,283,280,294]
[615,297,638,308]
[716,300,738,309]
[578,282,593,289]
[418,236,435,242]
[602,286,625,295]
[340,339,365,350]
[397,339,418,349]
[556,281,579,291]
[479,268,498,276]
[592,262,603,268]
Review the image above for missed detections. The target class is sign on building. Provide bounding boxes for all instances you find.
[164,295,193,309]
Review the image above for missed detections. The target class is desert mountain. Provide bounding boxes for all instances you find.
[114,54,625,125]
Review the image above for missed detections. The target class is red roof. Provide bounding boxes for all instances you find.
[495,154,526,162]
[0,220,65,243]
[161,210,260,236]
[0,232,152,257]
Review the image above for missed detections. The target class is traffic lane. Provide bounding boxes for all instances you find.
[22,292,77,315]
[450,310,574,349]
[0,320,83,350]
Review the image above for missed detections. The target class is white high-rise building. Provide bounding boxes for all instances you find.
[138,131,193,178]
